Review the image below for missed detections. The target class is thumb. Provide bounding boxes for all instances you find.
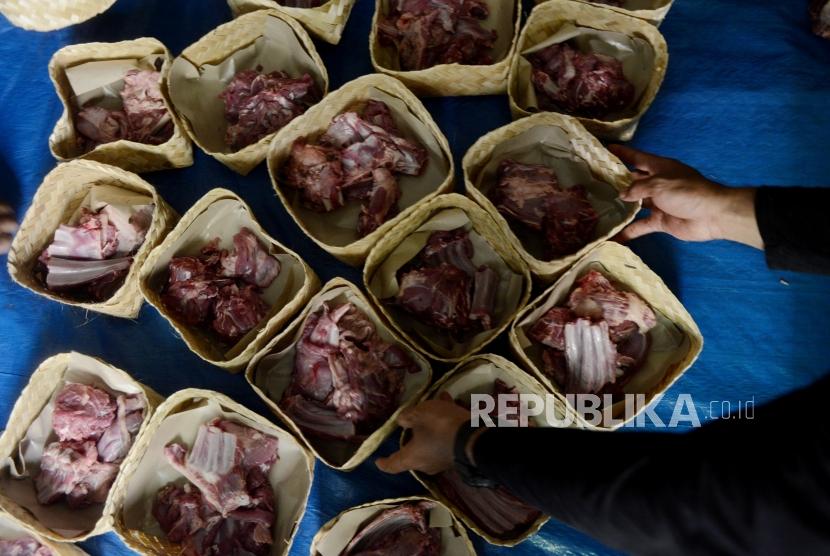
[615,211,666,242]
[376,448,413,474]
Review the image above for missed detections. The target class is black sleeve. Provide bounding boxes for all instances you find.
[469,374,830,556]
[755,186,830,274]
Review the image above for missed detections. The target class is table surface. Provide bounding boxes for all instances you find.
[1,0,829,554]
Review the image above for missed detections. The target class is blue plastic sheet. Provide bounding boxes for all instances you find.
[1,1,829,554]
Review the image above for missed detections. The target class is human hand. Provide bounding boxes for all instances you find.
[609,145,763,248]
[0,204,17,255]
[376,394,470,476]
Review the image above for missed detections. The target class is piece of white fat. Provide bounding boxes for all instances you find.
[101,203,154,255]
[564,319,618,394]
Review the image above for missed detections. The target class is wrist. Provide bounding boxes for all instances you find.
[713,187,763,249]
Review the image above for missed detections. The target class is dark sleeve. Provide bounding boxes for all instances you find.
[755,186,830,274]
[470,375,830,556]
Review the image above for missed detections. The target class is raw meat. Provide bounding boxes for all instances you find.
[811,0,830,38]
[377,0,498,71]
[0,537,53,556]
[75,70,173,149]
[568,270,657,335]
[563,319,620,394]
[341,501,441,556]
[491,159,599,259]
[284,100,427,237]
[528,307,573,351]
[279,302,417,442]
[35,441,119,508]
[219,68,319,151]
[155,419,279,556]
[52,383,116,442]
[162,228,280,343]
[527,41,635,119]
[97,394,146,463]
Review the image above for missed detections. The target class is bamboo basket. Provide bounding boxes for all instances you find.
[6,160,177,318]
[246,277,432,471]
[0,510,88,555]
[509,241,704,430]
[310,496,476,556]
[168,10,328,175]
[0,352,163,543]
[112,388,314,556]
[267,73,454,266]
[369,0,522,96]
[48,38,194,173]
[138,187,320,373]
[535,0,675,26]
[227,0,357,45]
[364,193,531,363]
[408,353,555,546]
[463,112,639,282]
[0,0,115,31]
[508,0,668,141]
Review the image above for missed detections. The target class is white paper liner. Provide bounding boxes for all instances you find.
[373,0,516,71]
[169,15,326,154]
[473,124,632,261]
[314,498,470,556]
[0,512,86,555]
[278,87,450,248]
[0,353,149,538]
[67,185,153,224]
[367,208,524,359]
[120,397,311,556]
[515,23,655,120]
[66,55,162,112]
[252,284,431,466]
[143,198,307,361]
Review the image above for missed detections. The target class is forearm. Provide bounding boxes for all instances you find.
[715,187,763,249]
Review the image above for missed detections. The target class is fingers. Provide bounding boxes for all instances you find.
[620,178,661,202]
[396,405,420,428]
[616,211,666,242]
[376,446,414,474]
[437,392,454,403]
[608,144,663,175]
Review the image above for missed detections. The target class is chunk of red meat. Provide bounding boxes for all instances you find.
[96,394,145,463]
[219,228,281,288]
[52,383,116,443]
[341,501,441,556]
[567,270,657,334]
[361,99,400,134]
[329,342,406,424]
[120,69,174,145]
[219,69,319,151]
[528,307,574,350]
[0,537,52,556]
[338,120,428,187]
[211,419,279,474]
[162,278,220,325]
[528,41,635,119]
[544,186,599,258]
[396,263,471,333]
[153,483,211,544]
[419,226,477,276]
[284,140,345,212]
[75,106,129,146]
[811,0,830,38]
[357,167,401,237]
[212,284,269,342]
[35,440,119,508]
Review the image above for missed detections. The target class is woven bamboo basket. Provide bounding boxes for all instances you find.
[112,388,314,556]
[535,0,675,26]
[0,510,89,555]
[168,10,328,175]
[364,193,531,363]
[227,0,357,45]
[0,0,115,31]
[509,241,704,430]
[368,0,522,96]
[407,353,555,546]
[0,352,163,543]
[267,73,454,266]
[310,496,476,556]
[6,160,177,318]
[508,0,668,141]
[246,277,432,471]
[48,38,194,174]
[138,187,320,373]
[463,112,639,282]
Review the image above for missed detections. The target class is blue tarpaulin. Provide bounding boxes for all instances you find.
[1,0,829,554]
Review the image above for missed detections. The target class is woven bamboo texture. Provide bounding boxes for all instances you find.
[463,111,639,281]
[0,352,163,542]
[112,388,314,556]
[0,0,115,31]
[508,0,669,141]
[138,187,320,372]
[363,193,532,363]
[48,38,194,173]
[368,0,522,96]
[267,73,454,266]
[170,10,328,175]
[535,0,675,26]
[246,277,432,471]
[227,0,356,45]
[509,241,704,430]
[7,160,177,318]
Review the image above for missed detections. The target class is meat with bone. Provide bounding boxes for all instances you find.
[0,537,53,556]
[162,228,280,343]
[96,394,146,463]
[219,68,319,151]
[52,383,117,442]
[527,41,635,120]
[491,160,598,259]
[394,227,500,336]
[154,419,279,556]
[376,0,497,71]
[35,441,118,508]
[340,501,442,556]
[75,70,174,149]
[529,270,656,394]
[279,302,417,442]
[811,0,830,38]
[284,100,426,237]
